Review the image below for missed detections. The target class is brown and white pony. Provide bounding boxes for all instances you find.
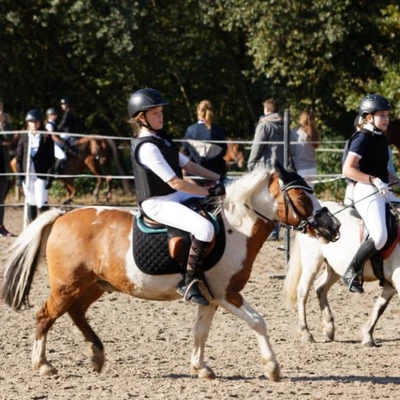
[2,163,340,381]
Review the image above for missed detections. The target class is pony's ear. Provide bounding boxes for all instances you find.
[274,159,285,178]
[274,159,302,185]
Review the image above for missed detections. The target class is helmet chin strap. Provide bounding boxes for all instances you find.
[364,120,382,134]
[139,112,158,133]
[372,115,382,132]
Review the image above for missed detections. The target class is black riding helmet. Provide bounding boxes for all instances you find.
[25,109,43,121]
[358,94,392,117]
[46,108,57,115]
[128,88,169,119]
[60,96,71,105]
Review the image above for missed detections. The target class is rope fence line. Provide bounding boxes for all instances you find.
[1,130,363,214]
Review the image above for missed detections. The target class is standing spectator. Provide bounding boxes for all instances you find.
[45,107,64,189]
[290,109,320,189]
[247,98,283,240]
[182,100,227,180]
[247,98,284,171]
[16,109,55,222]
[0,98,14,236]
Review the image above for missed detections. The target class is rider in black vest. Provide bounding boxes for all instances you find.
[129,88,226,306]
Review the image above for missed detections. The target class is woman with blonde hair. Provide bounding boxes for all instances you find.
[290,108,320,188]
[183,100,227,178]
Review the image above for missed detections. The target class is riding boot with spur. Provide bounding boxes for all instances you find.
[177,238,211,306]
[342,238,378,293]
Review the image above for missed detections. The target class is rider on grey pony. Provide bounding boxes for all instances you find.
[342,94,400,293]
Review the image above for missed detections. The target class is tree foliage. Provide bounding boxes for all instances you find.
[1,0,399,142]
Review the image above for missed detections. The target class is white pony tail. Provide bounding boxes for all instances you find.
[283,233,302,307]
[1,209,64,310]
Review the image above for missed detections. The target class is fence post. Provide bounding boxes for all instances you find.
[23,133,31,228]
[283,109,290,266]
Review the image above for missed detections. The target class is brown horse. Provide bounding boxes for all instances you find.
[1,163,341,380]
[223,139,246,171]
[59,137,114,204]
[386,119,400,165]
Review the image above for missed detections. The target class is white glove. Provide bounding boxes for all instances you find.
[373,177,390,196]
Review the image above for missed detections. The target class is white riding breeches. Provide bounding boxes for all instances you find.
[22,162,47,208]
[141,191,215,242]
[354,182,400,250]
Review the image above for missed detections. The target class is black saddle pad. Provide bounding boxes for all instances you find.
[132,214,226,276]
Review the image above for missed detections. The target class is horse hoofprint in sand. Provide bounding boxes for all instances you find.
[2,163,340,381]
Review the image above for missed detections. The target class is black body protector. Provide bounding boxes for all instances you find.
[131,135,182,206]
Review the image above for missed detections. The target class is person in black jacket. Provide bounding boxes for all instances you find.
[16,109,55,222]
[183,100,227,182]
[0,98,14,236]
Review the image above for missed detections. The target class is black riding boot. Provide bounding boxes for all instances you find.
[342,238,378,293]
[27,205,37,223]
[38,202,49,214]
[177,239,211,306]
[46,159,63,190]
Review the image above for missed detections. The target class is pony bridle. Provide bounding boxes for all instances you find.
[248,179,341,242]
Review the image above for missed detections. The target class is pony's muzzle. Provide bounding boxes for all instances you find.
[307,207,341,242]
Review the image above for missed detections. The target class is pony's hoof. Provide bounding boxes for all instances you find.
[91,353,105,372]
[89,344,105,372]
[362,340,377,348]
[38,363,57,376]
[301,331,315,343]
[191,365,216,379]
[264,362,280,382]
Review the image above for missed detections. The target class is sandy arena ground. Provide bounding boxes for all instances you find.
[1,206,400,400]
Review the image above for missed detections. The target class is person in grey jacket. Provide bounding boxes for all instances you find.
[247,98,283,241]
[247,98,284,171]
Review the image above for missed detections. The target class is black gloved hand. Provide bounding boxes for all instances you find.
[208,182,226,197]
[16,178,23,187]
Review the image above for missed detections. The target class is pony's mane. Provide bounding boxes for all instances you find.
[223,168,273,236]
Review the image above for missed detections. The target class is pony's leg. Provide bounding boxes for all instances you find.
[67,283,105,372]
[190,304,218,379]
[32,281,99,375]
[62,179,76,204]
[295,258,324,344]
[361,283,396,347]
[102,174,112,203]
[219,297,280,381]
[32,300,67,376]
[314,265,340,342]
[84,156,102,202]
